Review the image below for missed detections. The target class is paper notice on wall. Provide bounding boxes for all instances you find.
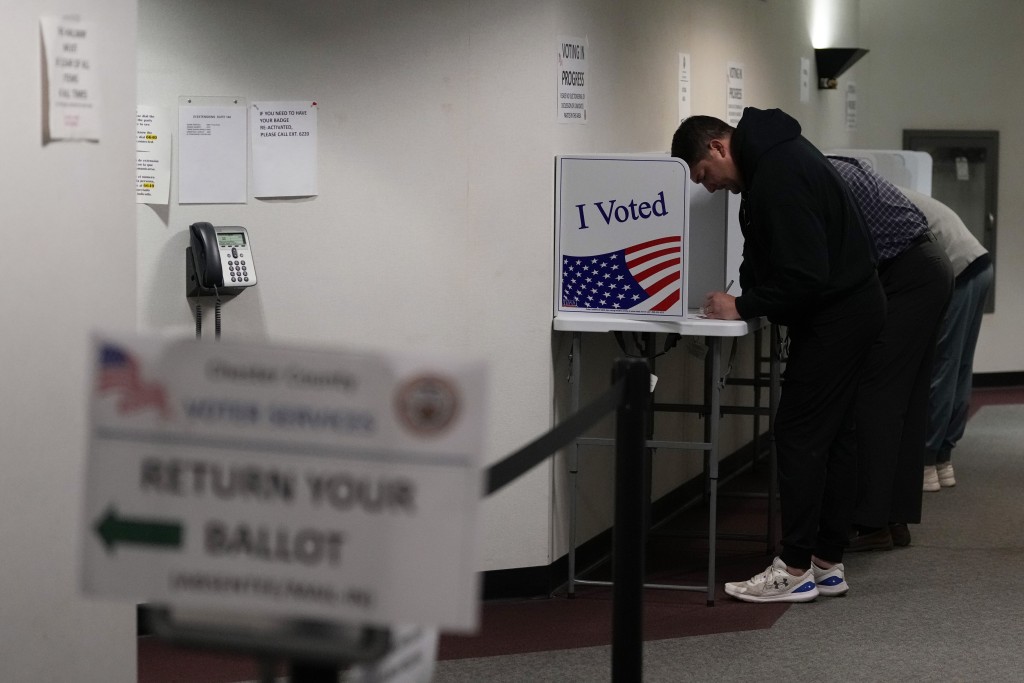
[136,106,171,205]
[800,57,811,103]
[557,35,588,123]
[40,15,101,141]
[251,101,318,198]
[846,82,858,129]
[178,100,247,204]
[726,61,745,126]
[678,53,692,122]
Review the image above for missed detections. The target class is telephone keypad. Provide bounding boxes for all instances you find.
[218,245,256,287]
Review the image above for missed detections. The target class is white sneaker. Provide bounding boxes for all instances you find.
[812,561,849,596]
[937,462,956,487]
[724,557,818,603]
[923,465,940,492]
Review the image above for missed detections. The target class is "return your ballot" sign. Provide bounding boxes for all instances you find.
[554,155,691,320]
[80,334,487,631]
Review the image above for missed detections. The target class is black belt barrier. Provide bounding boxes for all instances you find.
[483,357,650,683]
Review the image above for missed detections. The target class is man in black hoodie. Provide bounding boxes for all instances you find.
[671,108,886,602]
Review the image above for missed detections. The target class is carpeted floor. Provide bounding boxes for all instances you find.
[139,386,1024,682]
[433,401,1024,681]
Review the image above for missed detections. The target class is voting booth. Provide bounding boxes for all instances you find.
[554,154,741,321]
[827,149,933,196]
[553,155,777,607]
[687,186,742,309]
[554,155,691,320]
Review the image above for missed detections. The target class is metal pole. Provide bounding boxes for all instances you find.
[568,332,582,597]
[288,661,340,683]
[768,324,782,552]
[611,358,649,683]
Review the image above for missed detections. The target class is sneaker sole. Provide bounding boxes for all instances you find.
[724,582,819,603]
[817,581,849,597]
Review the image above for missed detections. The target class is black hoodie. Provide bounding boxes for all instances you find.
[731,108,877,326]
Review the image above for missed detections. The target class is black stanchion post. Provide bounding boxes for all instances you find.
[611,357,650,683]
[288,661,339,682]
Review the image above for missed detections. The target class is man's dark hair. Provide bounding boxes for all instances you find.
[671,115,735,165]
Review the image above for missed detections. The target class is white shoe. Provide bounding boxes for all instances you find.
[923,465,940,492]
[937,462,956,487]
[812,561,849,596]
[724,557,818,603]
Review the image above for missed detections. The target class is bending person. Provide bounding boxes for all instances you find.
[828,157,953,552]
[902,188,994,492]
[672,109,885,603]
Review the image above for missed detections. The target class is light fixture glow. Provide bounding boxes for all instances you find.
[811,0,837,49]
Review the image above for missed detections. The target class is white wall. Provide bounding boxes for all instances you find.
[0,1,137,680]
[136,0,864,574]
[856,0,1022,373]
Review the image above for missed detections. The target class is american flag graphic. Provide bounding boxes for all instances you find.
[561,236,682,312]
[97,344,171,417]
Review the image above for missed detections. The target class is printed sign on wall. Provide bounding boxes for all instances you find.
[556,35,588,123]
[554,156,690,320]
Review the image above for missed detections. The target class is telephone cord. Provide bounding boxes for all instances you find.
[213,286,222,340]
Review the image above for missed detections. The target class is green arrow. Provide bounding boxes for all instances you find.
[95,506,183,552]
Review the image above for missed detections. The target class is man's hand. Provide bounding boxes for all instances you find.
[701,292,740,320]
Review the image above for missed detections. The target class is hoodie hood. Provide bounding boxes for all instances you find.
[732,108,802,184]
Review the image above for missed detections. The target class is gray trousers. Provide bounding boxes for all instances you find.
[926,261,995,464]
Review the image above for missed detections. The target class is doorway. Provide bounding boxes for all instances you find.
[903,130,998,311]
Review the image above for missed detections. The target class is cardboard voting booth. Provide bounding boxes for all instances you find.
[555,154,741,320]
[687,185,742,309]
[554,155,691,320]
[827,149,933,196]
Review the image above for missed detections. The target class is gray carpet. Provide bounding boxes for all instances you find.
[434,404,1024,682]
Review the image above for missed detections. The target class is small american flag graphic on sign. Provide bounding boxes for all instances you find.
[98,344,171,418]
[562,235,682,312]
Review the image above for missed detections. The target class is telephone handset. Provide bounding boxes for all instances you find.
[187,222,258,296]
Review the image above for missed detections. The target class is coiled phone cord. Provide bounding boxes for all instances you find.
[214,288,222,340]
[193,286,223,341]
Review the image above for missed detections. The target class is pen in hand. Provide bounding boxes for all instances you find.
[701,279,737,317]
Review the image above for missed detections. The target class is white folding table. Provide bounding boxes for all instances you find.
[554,311,780,606]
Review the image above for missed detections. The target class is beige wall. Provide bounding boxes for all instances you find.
[135,0,873,574]
[0,0,138,680]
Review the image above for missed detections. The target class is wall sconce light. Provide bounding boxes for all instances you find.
[815,47,868,89]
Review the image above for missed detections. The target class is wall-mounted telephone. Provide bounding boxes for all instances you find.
[186,222,258,297]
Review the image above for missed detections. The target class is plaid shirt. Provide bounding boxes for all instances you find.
[829,156,930,261]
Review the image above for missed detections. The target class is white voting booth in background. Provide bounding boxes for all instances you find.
[827,149,934,196]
